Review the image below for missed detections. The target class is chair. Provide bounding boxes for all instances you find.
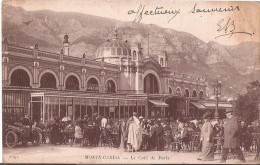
[190,132,201,152]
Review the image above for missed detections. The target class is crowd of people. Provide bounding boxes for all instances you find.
[7,109,260,162]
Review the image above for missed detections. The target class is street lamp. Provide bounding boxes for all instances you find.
[213,80,222,154]
[213,80,221,120]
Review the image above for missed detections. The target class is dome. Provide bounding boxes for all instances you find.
[95,33,131,60]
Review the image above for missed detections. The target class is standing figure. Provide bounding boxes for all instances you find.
[220,109,246,163]
[180,121,190,151]
[176,118,184,132]
[197,112,214,161]
[74,121,83,146]
[148,120,157,150]
[121,120,128,151]
[126,112,142,152]
[155,120,164,151]
[163,121,172,149]
[101,116,108,128]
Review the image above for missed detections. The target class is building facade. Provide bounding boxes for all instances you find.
[2,32,208,123]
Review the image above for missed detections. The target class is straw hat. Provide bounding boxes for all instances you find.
[225,108,233,114]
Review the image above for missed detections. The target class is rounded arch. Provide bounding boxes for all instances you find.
[105,78,117,93]
[38,69,59,89]
[176,87,182,96]
[192,89,197,97]
[199,91,204,99]
[86,75,101,92]
[64,72,81,90]
[86,75,101,87]
[143,69,161,94]
[184,88,190,97]
[8,65,33,87]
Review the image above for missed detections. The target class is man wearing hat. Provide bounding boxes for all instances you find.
[139,116,144,125]
[220,109,246,163]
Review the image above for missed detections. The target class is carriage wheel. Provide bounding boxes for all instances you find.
[5,131,18,148]
[32,132,42,146]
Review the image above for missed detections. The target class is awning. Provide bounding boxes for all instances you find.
[190,102,206,109]
[201,102,233,109]
[149,100,168,108]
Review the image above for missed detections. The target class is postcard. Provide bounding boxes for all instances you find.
[1,0,260,164]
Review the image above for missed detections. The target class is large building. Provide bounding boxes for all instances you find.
[2,32,216,123]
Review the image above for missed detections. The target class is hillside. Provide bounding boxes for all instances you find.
[2,4,260,98]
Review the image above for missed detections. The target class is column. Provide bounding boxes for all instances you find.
[2,57,9,87]
[33,61,40,88]
[59,65,65,90]
[81,68,86,90]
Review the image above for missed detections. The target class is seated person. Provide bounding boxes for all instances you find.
[180,122,190,151]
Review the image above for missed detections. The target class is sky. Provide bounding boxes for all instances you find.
[3,0,260,45]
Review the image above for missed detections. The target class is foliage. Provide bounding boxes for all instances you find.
[235,80,260,124]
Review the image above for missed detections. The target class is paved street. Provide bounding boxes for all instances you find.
[2,143,258,164]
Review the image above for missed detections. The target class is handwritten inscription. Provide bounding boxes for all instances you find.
[215,18,254,39]
[127,5,181,23]
[127,3,241,23]
[189,3,240,14]
[127,3,254,40]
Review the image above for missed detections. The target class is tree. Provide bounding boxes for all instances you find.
[235,80,260,124]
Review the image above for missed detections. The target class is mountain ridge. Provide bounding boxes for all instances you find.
[2,4,260,98]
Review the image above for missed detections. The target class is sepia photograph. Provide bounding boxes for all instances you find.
[1,0,260,164]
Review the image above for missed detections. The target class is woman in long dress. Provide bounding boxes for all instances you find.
[197,112,214,161]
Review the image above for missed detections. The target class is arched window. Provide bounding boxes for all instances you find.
[192,90,197,97]
[133,50,136,60]
[199,91,204,99]
[184,89,190,97]
[106,80,116,93]
[123,48,127,55]
[117,48,122,55]
[111,48,116,55]
[10,69,30,87]
[144,73,159,94]
[65,75,79,90]
[40,73,57,89]
[176,88,181,96]
[87,78,99,92]
[160,58,164,66]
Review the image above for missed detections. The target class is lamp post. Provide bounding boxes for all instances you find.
[213,80,222,120]
[213,80,222,154]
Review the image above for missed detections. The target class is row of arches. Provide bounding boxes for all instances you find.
[169,86,204,99]
[10,68,161,94]
[9,69,117,93]
[9,67,200,96]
